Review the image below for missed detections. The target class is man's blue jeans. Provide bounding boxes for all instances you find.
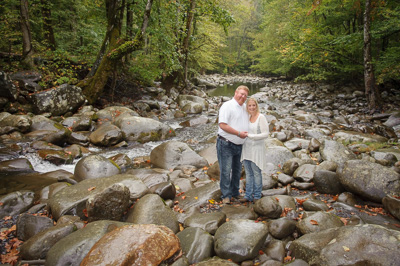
[243,160,263,201]
[216,137,243,200]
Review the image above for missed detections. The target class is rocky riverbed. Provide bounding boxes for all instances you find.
[0,72,400,265]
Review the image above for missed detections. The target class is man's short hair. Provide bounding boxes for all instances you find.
[236,85,249,93]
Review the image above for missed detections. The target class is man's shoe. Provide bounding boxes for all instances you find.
[222,197,231,204]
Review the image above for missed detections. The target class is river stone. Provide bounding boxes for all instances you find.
[264,239,285,262]
[333,130,388,143]
[313,170,344,195]
[320,139,357,165]
[89,123,123,146]
[183,212,226,235]
[176,181,221,212]
[0,190,34,219]
[268,217,296,240]
[0,71,18,100]
[126,168,170,188]
[282,158,302,176]
[149,181,176,200]
[86,183,130,222]
[173,177,195,193]
[114,115,175,143]
[261,186,288,197]
[74,154,120,182]
[195,257,238,265]
[265,146,294,168]
[71,113,93,131]
[19,222,78,260]
[0,158,33,172]
[95,106,138,122]
[382,195,400,220]
[16,213,54,241]
[308,138,321,152]
[284,138,310,151]
[68,131,90,146]
[30,140,63,151]
[29,84,85,116]
[277,172,295,185]
[275,195,296,211]
[81,224,179,266]
[177,227,214,264]
[45,220,129,266]
[177,95,209,111]
[125,194,179,233]
[37,149,73,165]
[383,111,400,127]
[293,164,317,182]
[290,224,400,266]
[302,199,329,212]
[30,115,63,132]
[214,219,269,263]
[39,182,70,202]
[150,140,208,170]
[180,115,209,127]
[220,205,258,220]
[253,196,282,219]
[48,174,148,220]
[297,211,343,235]
[316,160,338,172]
[0,114,32,133]
[109,153,132,171]
[337,160,400,202]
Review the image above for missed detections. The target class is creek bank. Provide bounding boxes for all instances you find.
[1,73,400,265]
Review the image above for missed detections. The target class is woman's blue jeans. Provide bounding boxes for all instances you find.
[216,138,243,200]
[243,160,263,201]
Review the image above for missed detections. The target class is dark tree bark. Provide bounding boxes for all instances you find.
[78,0,153,104]
[182,0,196,87]
[41,0,56,50]
[20,0,34,69]
[363,0,382,112]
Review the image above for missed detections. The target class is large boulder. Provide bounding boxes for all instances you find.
[337,160,400,202]
[81,224,180,266]
[177,95,209,112]
[333,130,388,143]
[95,106,138,123]
[89,123,123,146]
[48,174,148,220]
[264,146,294,168]
[290,224,400,266]
[0,71,18,100]
[150,140,208,170]
[177,227,214,264]
[320,139,357,165]
[74,155,120,182]
[0,190,35,219]
[0,114,32,133]
[28,84,85,116]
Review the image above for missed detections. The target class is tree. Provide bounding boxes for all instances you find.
[20,0,34,69]
[364,0,382,112]
[78,0,154,104]
[40,0,56,50]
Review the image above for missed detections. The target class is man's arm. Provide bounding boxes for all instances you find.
[219,123,248,138]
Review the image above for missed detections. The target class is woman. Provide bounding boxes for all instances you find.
[240,98,269,203]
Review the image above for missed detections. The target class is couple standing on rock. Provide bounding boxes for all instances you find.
[217,85,269,204]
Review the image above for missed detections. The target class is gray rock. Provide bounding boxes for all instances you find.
[29,84,85,116]
[383,111,400,127]
[173,178,195,193]
[220,205,258,220]
[0,114,32,133]
[316,161,338,172]
[16,213,54,241]
[95,106,138,122]
[290,224,400,266]
[74,155,120,182]
[0,158,33,172]
[308,138,320,152]
[277,173,295,185]
[265,146,294,168]
[150,140,208,170]
[333,130,388,143]
[293,164,317,182]
[30,115,63,132]
[313,170,344,195]
[268,217,297,239]
[126,168,170,188]
[302,199,329,212]
[284,138,310,151]
[297,211,343,235]
[282,158,301,176]
[89,123,123,146]
[320,140,357,165]
[177,227,214,264]
[176,181,221,213]
[337,160,400,202]
[264,239,285,262]
[0,190,35,219]
[48,174,148,220]
[177,95,209,111]
[0,71,18,100]
[214,219,269,263]
[382,195,400,221]
[126,194,179,233]
[184,212,226,235]
[149,181,176,200]
[254,197,282,218]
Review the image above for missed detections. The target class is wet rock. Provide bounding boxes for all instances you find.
[313,170,344,195]
[48,174,148,220]
[16,213,54,241]
[30,140,63,151]
[320,140,357,165]
[302,199,329,212]
[0,190,34,219]
[81,224,180,266]
[74,155,120,182]
[268,217,297,239]
[0,114,32,133]
[220,205,258,220]
[39,182,70,203]
[382,195,400,220]
[86,183,130,222]
[297,211,343,235]
[308,138,320,152]
[177,227,214,264]
[126,194,179,233]
[253,197,282,219]
[0,158,33,172]
[290,224,400,266]
[176,181,221,213]
[45,220,129,266]
[337,160,400,202]
[261,187,288,197]
[149,181,176,200]
[337,192,359,206]
[195,257,238,265]
[265,146,294,168]
[37,149,73,165]
[67,131,90,146]
[0,71,18,100]
[95,106,138,123]
[108,153,132,171]
[150,140,208,170]
[316,161,337,172]
[126,168,170,188]
[333,130,388,143]
[183,212,226,235]
[180,115,209,127]
[30,115,63,132]
[173,177,195,193]
[214,219,269,263]
[178,95,209,112]
[282,158,301,176]
[277,173,295,185]
[293,164,317,182]
[284,138,310,151]
[383,111,400,128]
[19,222,78,260]
[89,123,123,146]
[264,239,285,262]
[28,84,85,116]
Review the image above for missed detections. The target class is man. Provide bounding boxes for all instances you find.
[217,85,249,204]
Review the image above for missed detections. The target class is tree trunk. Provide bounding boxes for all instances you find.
[78,0,153,104]
[41,0,56,50]
[363,0,382,113]
[20,0,34,69]
[182,0,196,88]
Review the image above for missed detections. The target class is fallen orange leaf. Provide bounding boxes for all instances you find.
[310,220,318,225]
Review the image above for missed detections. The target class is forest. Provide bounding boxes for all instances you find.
[1,0,399,110]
